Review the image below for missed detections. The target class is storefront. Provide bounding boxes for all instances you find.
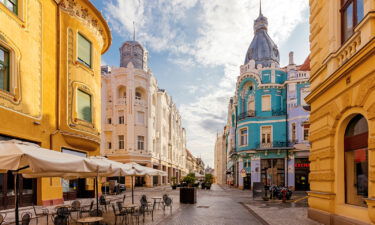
[294,158,310,191]
[261,158,285,186]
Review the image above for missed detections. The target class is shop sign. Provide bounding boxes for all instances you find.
[240,168,247,177]
[295,163,310,168]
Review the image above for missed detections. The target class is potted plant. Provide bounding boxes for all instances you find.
[180,173,197,204]
[171,176,177,190]
[204,174,213,190]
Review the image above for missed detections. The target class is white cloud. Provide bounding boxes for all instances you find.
[104,0,309,167]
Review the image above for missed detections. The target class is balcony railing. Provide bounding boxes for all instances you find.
[256,141,294,149]
[238,110,256,120]
[135,99,146,107]
[117,98,126,105]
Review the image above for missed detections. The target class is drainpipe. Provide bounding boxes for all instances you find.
[285,80,289,188]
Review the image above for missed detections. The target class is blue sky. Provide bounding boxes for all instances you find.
[92,0,310,167]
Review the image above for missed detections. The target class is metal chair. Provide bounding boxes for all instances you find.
[0,213,6,225]
[32,204,49,225]
[89,209,103,217]
[69,200,81,219]
[111,204,125,225]
[80,200,94,217]
[162,194,173,215]
[140,195,154,222]
[21,212,32,225]
[99,195,111,212]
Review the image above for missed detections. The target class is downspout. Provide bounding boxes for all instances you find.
[285,79,289,187]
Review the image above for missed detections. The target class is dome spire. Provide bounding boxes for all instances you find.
[259,0,262,16]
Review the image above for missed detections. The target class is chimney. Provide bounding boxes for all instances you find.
[289,51,295,65]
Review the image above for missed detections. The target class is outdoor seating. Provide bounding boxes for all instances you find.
[162,194,173,215]
[111,204,125,225]
[80,200,94,217]
[89,209,103,217]
[32,204,49,225]
[69,200,81,219]
[0,213,6,225]
[140,195,154,222]
[21,212,32,225]
[99,195,111,212]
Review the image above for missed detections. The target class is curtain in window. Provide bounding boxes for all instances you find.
[78,34,91,67]
[77,90,92,122]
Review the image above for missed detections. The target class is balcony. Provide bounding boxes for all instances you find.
[135,99,147,107]
[238,110,256,120]
[116,98,126,105]
[256,141,293,149]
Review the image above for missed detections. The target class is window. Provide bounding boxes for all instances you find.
[248,98,255,112]
[77,90,92,123]
[119,116,124,124]
[303,124,309,141]
[261,95,271,111]
[135,92,142,100]
[77,33,92,67]
[0,46,10,92]
[137,136,144,150]
[108,142,112,149]
[341,0,364,43]
[261,126,272,147]
[137,111,145,124]
[240,128,248,146]
[118,135,124,149]
[0,0,17,14]
[107,118,111,124]
[292,123,296,142]
[344,115,368,207]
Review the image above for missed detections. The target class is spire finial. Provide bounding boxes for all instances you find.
[133,21,135,41]
[259,0,262,16]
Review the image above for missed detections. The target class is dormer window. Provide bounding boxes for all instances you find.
[341,0,364,43]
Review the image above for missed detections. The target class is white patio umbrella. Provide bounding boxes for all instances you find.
[123,162,167,203]
[0,140,112,225]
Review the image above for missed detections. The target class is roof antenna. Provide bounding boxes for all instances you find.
[133,21,135,41]
[259,0,262,16]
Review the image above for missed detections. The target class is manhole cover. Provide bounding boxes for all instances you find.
[197,206,210,208]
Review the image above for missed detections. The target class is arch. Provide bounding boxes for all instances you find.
[117,85,126,99]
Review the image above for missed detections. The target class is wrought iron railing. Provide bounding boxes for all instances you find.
[238,110,256,120]
[271,110,287,116]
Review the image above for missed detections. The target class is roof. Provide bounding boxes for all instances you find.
[298,56,310,71]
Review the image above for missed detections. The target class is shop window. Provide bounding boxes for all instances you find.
[77,89,92,123]
[118,135,124,149]
[344,114,368,207]
[341,0,364,43]
[239,128,248,146]
[0,46,10,92]
[137,136,144,150]
[77,33,92,68]
[0,0,17,14]
[261,95,271,111]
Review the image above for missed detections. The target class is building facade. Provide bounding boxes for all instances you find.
[0,0,111,208]
[214,131,227,185]
[306,0,375,224]
[225,8,311,191]
[101,40,188,187]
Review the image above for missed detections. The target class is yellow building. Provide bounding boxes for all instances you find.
[0,0,111,208]
[306,0,374,224]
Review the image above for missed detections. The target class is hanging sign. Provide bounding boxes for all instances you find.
[240,168,247,177]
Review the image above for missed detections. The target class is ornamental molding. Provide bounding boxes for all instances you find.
[309,128,335,142]
[309,147,334,161]
[59,0,105,48]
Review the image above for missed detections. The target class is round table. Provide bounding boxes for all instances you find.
[76,216,103,224]
[151,197,163,209]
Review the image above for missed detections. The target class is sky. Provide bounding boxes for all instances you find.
[92,0,310,167]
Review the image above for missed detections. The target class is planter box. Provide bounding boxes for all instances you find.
[180,187,197,204]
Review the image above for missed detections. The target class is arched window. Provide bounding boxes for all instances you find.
[117,86,126,99]
[344,114,368,207]
[248,98,255,112]
[135,91,142,100]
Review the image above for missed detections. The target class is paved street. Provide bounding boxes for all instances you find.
[1,185,320,225]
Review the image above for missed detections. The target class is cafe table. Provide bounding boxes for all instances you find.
[151,197,163,209]
[76,216,104,225]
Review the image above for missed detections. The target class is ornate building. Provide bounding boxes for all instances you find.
[0,0,111,208]
[306,0,375,224]
[101,39,188,187]
[224,6,311,191]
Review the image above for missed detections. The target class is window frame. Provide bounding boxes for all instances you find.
[119,116,124,124]
[76,89,92,123]
[118,135,124,149]
[0,46,10,92]
[239,128,248,146]
[137,136,145,150]
[261,95,271,111]
[0,0,18,15]
[77,32,92,68]
[303,124,310,141]
[261,126,272,145]
[341,0,364,44]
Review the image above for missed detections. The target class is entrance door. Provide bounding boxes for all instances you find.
[243,174,251,190]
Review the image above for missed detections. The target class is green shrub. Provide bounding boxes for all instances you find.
[182,173,196,185]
